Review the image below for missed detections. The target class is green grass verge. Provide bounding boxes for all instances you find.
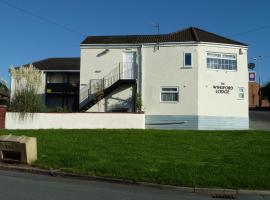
[0,129,270,190]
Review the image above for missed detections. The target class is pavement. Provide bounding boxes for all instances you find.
[249,111,270,131]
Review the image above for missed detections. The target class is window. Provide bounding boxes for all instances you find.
[184,52,192,67]
[238,87,245,99]
[207,52,237,70]
[160,87,179,102]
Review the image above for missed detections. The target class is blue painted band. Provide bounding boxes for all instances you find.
[145,115,249,130]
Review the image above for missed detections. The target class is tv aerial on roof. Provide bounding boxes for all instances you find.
[152,22,160,35]
[152,22,160,51]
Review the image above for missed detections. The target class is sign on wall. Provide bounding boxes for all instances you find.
[213,83,233,94]
[249,71,256,82]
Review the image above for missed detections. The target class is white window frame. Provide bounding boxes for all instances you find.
[206,52,237,71]
[183,52,192,68]
[238,87,245,100]
[160,86,179,103]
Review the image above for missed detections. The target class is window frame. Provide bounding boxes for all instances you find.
[160,86,179,103]
[206,52,237,71]
[183,52,193,68]
[238,87,245,100]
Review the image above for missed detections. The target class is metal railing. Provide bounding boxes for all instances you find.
[103,62,137,88]
[79,83,90,105]
[80,62,137,109]
[46,83,79,94]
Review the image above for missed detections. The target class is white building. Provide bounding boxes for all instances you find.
[79,27,248,130]
[11,58,80,112]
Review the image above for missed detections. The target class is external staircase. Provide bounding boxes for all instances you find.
[79,62,137,112]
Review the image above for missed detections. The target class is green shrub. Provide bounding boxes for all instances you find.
[8,88,43,113]
[135,93,142,112]
[8,65,44,116]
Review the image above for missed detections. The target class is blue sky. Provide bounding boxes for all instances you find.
[0,0,270,86]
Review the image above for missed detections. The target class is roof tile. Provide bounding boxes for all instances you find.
[81,27,247,46]
[21,58,80,71]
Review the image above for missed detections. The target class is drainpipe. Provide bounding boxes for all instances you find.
[137,45,142,96]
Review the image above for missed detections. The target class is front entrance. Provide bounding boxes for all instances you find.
[122,52,136,79]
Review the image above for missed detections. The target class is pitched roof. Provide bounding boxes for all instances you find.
[21,57,80,71]
[81,27,247,46]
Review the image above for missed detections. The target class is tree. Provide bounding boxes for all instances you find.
[261,81,270,106]
[9,64,44,113]
[0,78,9,105]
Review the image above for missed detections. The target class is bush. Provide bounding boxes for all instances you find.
[8,88,43,113]
[8,65,44,115]
[135,93,143,112]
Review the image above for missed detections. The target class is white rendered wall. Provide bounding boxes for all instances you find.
[197,44,248,117]
[80,47,140,110]
[88,85,134,112]
[5,112,145,129]
[80,43,248,120]
[80,47,139,86]
[141,44,198,115]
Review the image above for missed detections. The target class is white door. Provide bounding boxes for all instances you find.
[123,52,135,79]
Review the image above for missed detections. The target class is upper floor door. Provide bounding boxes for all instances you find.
[123,52,136,79]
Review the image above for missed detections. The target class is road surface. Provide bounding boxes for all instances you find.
[249,111,270,131]
[0,170,269,200]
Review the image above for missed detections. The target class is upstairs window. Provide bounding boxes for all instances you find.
[184,52,192,67]
[160,87,179,102]
[207,52,237,70]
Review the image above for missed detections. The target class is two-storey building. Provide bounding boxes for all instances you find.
[79,27,249,129]
[11,57,80,111]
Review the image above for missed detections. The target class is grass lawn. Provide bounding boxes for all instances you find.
[0,129,270,190]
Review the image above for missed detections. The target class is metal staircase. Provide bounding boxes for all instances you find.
[79,62,137,111]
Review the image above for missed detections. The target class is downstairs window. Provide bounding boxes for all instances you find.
[160,87,179,102]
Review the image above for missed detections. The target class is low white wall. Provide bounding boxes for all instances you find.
[5,112,145,129]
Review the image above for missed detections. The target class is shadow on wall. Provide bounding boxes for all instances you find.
[105,96,133,112]
[100,84,134,112]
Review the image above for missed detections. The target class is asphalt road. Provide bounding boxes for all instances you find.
[0,170,209,200]
[0,170,269,200]
[249,111,270,131]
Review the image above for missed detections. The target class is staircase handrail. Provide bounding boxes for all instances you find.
[80,62,137,110]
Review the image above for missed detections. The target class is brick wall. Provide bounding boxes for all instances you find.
[249,82,270,108]
[0,106,7,129]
